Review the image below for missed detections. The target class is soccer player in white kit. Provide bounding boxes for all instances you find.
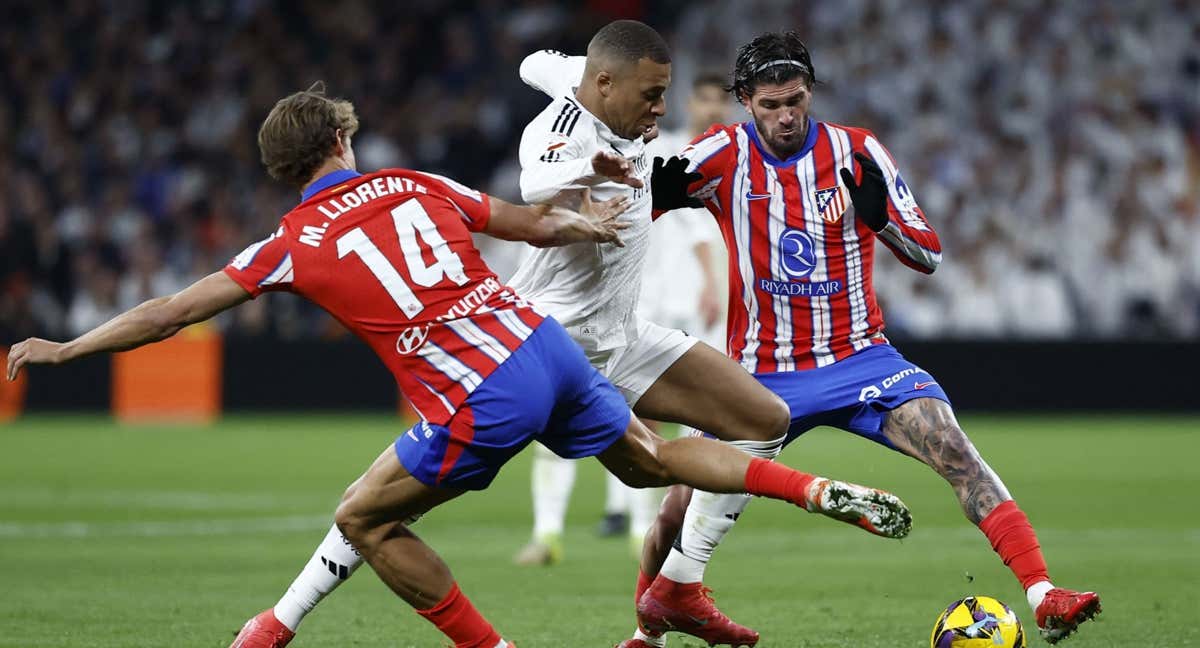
[514,71,735,564]
[222,21,913,648]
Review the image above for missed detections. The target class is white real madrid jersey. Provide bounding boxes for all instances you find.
[508,50,654,352]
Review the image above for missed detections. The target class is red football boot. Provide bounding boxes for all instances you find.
[614,641,659,648]
[636,578,759,647]
[1035,588,1101,644]
[229,609,295,648]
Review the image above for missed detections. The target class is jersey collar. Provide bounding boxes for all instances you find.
[300,169,362,203]
[743,117,818,167]
[573,95,644,152]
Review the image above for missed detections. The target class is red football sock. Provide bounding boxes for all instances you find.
[743,457,817,509]
[635,569,653,605]
[415,582,503,648]
[978,500,1051,590]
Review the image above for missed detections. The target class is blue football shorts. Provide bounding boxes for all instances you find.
[755,343,951,450]
[394,317,631,490]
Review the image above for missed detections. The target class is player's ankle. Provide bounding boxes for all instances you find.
[657,548,707,585]
[633,628,667,647]
[1026,580,1054,610]
[803,476,830,512]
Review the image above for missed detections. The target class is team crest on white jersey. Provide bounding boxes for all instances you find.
[814,185,847,223]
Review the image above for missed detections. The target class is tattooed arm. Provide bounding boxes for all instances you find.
[881,397,1011,524]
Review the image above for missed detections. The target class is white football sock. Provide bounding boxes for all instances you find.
[632,628,667,647]
[532,444,576,540]
[605,471,630,515]
[658,435,785,585]
[273,524,363,631]
[1026,579,1054,611]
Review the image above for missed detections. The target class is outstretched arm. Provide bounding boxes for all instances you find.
[844,138,942,274]
[484,188,630,248]
[7,271,249,380]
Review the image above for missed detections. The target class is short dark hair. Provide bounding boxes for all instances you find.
[588,19,671,65]
[258,81,359,189]
[728,31,817,100]
[693,71,728,92]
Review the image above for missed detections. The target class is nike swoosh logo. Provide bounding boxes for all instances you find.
[914,381,937,390]
[687,615,710,627]
[745,192,773,201]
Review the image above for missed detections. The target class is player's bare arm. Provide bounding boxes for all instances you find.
[881,397,1012,524]
[6,271,249,381]
[485,188,631,247]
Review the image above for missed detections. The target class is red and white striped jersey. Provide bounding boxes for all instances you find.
[223,168,544,424]
[676,119,941,373]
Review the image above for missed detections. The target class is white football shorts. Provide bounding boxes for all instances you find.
[582,316,698,406]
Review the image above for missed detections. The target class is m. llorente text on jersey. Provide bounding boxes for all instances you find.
[299,176,435,247]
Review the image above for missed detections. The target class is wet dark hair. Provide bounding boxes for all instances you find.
[728,31,817,100]
[589,19,671,65]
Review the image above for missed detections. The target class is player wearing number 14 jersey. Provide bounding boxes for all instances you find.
[227,164,545,426]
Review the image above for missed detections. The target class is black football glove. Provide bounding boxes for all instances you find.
[839,152,889,232]
[651,156,703,211]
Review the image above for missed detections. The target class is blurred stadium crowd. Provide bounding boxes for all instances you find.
[1,0,1197,344]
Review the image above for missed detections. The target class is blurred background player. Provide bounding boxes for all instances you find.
[603,32,1102,647]
[514,68,735,565]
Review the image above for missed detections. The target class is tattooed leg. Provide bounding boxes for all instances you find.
[882,397,1100,638]
[881,397,1010,524]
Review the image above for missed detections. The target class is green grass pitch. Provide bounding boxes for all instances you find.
[1,414,1196,647]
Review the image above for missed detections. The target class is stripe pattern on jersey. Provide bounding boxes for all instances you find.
[410,308,542,420]
[538,100,583,163]
[552,100,582,136]
[729,126,763,371]
[258,253,293,288]
[796,147,835,368]
[825,124,873,353]
[716,121,931,373]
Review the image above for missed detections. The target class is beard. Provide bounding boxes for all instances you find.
[754,115,807,159]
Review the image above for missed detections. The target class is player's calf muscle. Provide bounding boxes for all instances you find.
[883,398,1010,523]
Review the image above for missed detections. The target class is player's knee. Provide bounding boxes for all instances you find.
[333,497,374,550]
[745,392,790,441]
[339,477,362,503]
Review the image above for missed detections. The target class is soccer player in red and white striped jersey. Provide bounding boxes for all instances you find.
[680,95,942,372]
[623,32,1100,647]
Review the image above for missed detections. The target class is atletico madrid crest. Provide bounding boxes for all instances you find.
[814,185,847,223]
